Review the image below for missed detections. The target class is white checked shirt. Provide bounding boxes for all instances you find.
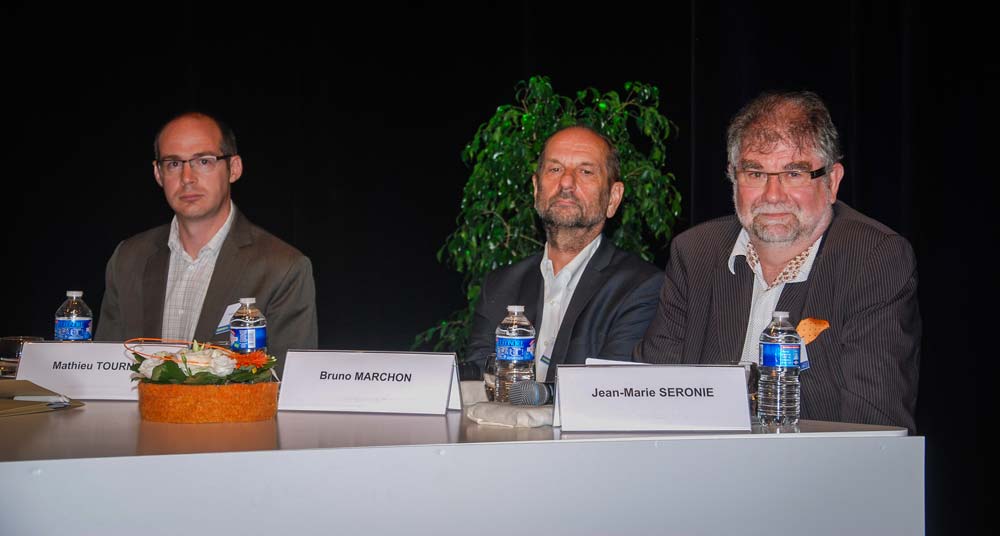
[536,234,602,380]
[728,229,822,366]
[161,202,236,341]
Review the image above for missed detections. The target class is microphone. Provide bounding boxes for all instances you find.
[508,381,555,406]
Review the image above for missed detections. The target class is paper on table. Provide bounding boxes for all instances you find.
[584,358,648,365]
[13,394,71,406]
[0,380,83,416]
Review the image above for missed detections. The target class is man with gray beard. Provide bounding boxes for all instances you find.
[464,126,663,383]
[635,91,921,432]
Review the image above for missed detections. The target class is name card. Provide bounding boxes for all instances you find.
[278,350,461,415]
[16,341,185,400]
[555,364,751,432]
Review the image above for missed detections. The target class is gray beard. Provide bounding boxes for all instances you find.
[538,209,604,230]
[750,216,804,243]
[744,205,833,245]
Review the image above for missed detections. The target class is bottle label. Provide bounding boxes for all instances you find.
[230,326,267,352]
[54,318,92,341]
[496,336,535,362]
[760,342,800,367]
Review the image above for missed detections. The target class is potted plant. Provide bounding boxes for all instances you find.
[415,75,682,362]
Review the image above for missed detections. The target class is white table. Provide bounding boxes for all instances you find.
[0,400,923,535]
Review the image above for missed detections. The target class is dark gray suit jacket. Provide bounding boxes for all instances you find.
[96,207,318,375]
[466,237,663,382]
[635,201,921,432]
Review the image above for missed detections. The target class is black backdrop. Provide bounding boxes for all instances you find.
[4,1,988,532]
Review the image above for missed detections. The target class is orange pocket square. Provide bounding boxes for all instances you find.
[796,317,830,345]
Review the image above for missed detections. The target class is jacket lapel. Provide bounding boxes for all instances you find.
[776,281,809,325]
[778,227,830,340]
[548,238,614,371]
[142,244,170,337]
[712,242,753,364]
[519,263,544,329]
[194,209,252,342]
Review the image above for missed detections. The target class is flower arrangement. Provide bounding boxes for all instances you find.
[125,338,279,423]
[126,338,277,385]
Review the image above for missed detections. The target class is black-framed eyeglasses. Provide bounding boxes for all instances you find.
[734,166,828,188]
[157,155,233,176]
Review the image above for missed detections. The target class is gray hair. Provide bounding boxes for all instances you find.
[725,91,842,180]
[536,124,621,184]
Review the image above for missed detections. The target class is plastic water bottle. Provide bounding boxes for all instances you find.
[229,297,266,354]
[494,305,536,403]
[54,290,93,341]
[757,311,801,426]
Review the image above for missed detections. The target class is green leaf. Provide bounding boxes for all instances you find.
[185,371,226,385]
[150,360,187,383]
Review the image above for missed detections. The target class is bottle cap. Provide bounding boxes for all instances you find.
[66,290,83,298]
[240,297,256,305]
[772,311,789,319]
[506,305,525,313]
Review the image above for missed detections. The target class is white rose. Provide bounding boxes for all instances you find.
[138,357,164,379]
[178,348,216,375]
[210,353,236,377]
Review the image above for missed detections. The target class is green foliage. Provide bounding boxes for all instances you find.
[129,351,276,385]
[415,75,681,358]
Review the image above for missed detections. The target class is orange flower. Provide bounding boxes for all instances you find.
[235,350,268,369]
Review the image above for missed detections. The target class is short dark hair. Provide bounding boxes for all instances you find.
[536,124,621,184]
[153,111,238,160]
[726,91,842,179]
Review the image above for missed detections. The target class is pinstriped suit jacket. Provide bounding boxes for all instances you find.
[635,201,921,432]
[95,207,318,375]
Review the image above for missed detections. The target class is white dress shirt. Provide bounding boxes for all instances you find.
[161,201,236,341]
[728,229,822,366]
[535,234,603,380]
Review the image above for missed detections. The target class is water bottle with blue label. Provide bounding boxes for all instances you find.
[494,305,536,403]
[54,290,93,341]
[757,310,801,426]
[229,297,267,354]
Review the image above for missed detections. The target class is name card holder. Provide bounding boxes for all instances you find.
[278,350,461,415]
[554,364,751,432]
[16,341,185,400]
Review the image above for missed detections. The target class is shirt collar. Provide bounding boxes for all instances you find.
[727,228,823,287]
[727,229,752,274]
[167,200,237,261]
[540,234,603,284]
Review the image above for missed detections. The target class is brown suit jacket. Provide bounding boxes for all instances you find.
[95,207,318,375]
[635,201,921,432]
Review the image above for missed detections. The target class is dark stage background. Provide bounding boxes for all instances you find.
[3,1,988,533]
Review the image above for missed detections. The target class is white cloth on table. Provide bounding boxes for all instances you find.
[460,380,552,428]
[465,402,553,428]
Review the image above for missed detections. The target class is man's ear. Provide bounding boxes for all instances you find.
[826,162,844,202]
[606,181,624,218]
[228,155,243,184]
[153,160,164,187]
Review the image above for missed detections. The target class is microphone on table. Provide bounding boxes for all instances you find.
[508,381,555,406]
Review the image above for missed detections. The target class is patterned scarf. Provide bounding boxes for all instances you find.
[745,242,812,290]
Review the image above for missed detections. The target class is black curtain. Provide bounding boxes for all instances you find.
[3,1,986,532]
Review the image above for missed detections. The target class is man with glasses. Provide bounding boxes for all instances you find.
[635,91,920,432]
[96,112,318,374]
